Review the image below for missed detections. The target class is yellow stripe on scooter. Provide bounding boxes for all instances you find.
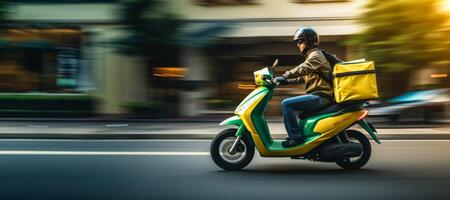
[313,111,362,138]
[238,94,272,154]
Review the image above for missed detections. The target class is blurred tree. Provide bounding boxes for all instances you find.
[116,0,183,116]
[116,0,182,67]
[355,0,450,71]
[0,0,12,23]
[352,0,450,96]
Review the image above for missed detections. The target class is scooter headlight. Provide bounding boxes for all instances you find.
[253,67,272,86]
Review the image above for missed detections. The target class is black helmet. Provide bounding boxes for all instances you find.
[293,27,319,53]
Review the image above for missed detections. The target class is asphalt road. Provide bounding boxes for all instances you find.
[1,139,450,200]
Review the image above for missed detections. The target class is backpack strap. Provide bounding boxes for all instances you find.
[317,49,341,86]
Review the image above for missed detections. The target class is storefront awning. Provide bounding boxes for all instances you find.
[185,18,362,39]
[179,23,231,47]
[223,23,361,38]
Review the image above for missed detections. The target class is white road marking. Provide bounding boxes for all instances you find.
[0,139,210,142]
[105,124,129,127]
[0,151,209,156]
[0,139,449,142]
[26,125,49,128]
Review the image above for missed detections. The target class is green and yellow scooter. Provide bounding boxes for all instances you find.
[210,60,381,170]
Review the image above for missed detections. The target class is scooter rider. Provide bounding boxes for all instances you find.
[273,27,337,148]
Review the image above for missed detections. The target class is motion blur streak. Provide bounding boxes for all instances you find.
[0,0,448,199]
[0,151,209,156]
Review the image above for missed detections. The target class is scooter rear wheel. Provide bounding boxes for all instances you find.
[210,128,254,170]
[335,130,372,170]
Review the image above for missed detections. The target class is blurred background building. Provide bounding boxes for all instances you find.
[0,0,449,121]
[169,0,364,117]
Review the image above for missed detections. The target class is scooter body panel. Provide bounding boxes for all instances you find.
[236,88,274,148]
[299,113,333,138]
[230,85,368,157]
[313,111,364,141]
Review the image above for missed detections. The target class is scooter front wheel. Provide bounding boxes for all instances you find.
[210,128,254,170]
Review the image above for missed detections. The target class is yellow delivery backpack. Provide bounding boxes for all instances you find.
[332,60,379,103]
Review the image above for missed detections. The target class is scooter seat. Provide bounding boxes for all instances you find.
[298,102,364,119]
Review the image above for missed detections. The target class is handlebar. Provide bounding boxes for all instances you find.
[262,77,279,87]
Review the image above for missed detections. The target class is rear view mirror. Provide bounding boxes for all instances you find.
[272,59,278,68]
[271,59,278,75]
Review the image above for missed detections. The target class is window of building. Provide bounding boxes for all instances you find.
[0,27,89,93]
[292,0,351,3]
[15,0,116,3]
[194,0,258,6]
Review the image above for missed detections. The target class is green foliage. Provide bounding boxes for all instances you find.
[201,97,238,109]
[122,101,166,117]
[0,94,98,117]
[116,0,182,66]
[352,0,450,71]
[0,0,12,22]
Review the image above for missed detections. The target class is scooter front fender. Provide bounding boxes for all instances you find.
[219,115,243,126]
[358,119,381,144]
[219,115,246,137]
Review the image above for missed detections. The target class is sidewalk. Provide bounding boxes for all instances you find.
[0,121,449,140]
[1,116,449,124]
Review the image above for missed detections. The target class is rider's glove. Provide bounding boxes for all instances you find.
[272,76,288,85]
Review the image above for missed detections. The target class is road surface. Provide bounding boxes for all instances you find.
[0,139,450,200]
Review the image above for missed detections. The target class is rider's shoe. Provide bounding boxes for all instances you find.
[282,137,306,148]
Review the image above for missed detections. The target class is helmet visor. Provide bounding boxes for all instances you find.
[295,38,304,45]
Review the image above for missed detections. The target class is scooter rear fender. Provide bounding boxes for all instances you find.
[357,119,381,144]
[219,115,246,137]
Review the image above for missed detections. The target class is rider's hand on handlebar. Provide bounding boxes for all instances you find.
[272,76,288,85]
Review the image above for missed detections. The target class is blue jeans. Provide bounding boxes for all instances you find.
[281,94,331,139]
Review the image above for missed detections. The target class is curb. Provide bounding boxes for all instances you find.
[0,118,224,123]
[0,117,448,124]
[1,133,450,140]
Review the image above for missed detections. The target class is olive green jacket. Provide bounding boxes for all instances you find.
[282,48,334,99]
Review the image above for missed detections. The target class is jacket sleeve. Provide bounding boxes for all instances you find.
[286,77,304,84]
[282,52,324,79]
